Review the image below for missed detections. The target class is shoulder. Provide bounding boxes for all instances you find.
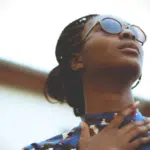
[23,125,81,150]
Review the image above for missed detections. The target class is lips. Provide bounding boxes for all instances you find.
[118,42,139,54]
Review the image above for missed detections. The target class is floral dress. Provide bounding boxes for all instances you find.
[23,109,150,150]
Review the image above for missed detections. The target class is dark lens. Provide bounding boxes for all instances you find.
[131,25,146,43]
[101,18,122,34]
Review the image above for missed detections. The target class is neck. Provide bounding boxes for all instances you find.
[82,69,136,114]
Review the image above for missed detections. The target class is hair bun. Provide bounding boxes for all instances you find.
[44,65,65,102]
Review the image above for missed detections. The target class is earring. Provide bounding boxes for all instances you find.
[132,74,142,89]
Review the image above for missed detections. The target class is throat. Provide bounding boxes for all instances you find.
[84,91,135,114]
[82,69,136,114]
[83,75,135,114]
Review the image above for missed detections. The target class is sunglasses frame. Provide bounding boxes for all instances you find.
[82,17,147,45]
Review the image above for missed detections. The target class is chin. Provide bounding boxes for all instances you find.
[116,57,142,79]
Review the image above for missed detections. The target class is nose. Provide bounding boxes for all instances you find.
[119,30,136,41]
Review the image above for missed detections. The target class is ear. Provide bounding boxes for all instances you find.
[71,53,84,71]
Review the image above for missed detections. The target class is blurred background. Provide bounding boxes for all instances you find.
[0,0,150,149]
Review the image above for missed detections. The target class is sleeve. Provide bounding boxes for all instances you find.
[23,134,65,150]
[23,126,81,150]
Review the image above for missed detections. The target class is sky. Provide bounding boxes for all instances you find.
[0,0,150,99]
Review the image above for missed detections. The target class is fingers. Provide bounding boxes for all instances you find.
[78,122,90,150]
[125,123,150,141]
[107,101,140,129]
[119,119,150,135]
[131,137,150,149]
[80,121,90,139]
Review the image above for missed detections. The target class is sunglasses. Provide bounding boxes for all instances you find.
[83,17,147,45]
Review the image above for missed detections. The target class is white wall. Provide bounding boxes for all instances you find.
[0,84,80,150]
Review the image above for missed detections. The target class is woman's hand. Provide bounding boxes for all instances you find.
[79,102,150,150]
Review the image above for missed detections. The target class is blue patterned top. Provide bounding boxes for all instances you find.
[23,109,150,150]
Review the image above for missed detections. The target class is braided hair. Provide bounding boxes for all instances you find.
[44,14,99,116]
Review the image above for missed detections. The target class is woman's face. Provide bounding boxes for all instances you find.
[80,15,144,76]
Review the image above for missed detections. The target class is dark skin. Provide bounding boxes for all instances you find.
[72,15,144,114]
[71,15,150,150]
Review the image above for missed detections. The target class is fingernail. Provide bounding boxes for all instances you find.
[132,101,140,108]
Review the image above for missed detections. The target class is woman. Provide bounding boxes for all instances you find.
[23,14,150,150]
